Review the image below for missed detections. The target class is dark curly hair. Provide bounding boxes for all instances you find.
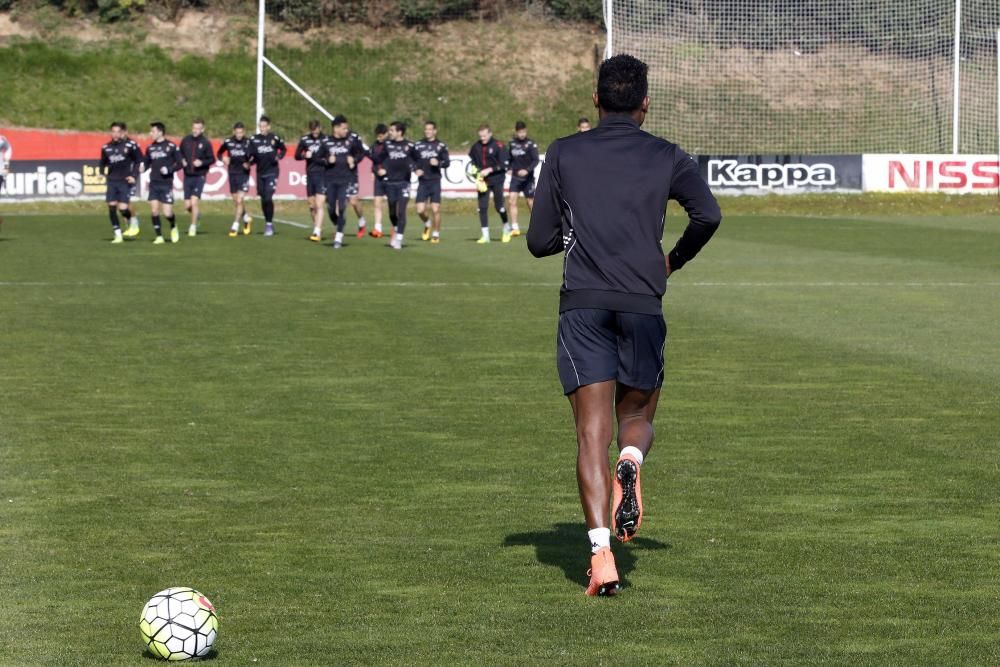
[597,54,648,113]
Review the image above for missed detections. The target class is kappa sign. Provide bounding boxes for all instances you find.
[698,155,862,192]
[863,155,1000,193]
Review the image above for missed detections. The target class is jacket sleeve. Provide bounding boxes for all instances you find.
[99,147,109,176]
[294,138,307,161]
[439,143,450,169]
[526,142,564,258]
[216,141,228,161]
[171,145,184,173]
[528,142,540,172]
[275,136,287,160]
[200,140,214,166]
[666,151,722,273]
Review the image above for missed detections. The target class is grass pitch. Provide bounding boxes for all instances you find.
[1,197,998,664]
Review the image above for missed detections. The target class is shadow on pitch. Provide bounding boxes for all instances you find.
[503,522,670,588]
[143,649,218,661]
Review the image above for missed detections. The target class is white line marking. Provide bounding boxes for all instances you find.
[272,217,311,229]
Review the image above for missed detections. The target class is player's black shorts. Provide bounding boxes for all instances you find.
[346,176,359,198]
[373,177,386,197]
[257,172,278,200]
[509,175,536,198]
[556,308,666,395]
[415,179,442,204]
[229,171,250,194]
[183,174,206,199]
[384,181,410,202]
[105,180,132,204]
[306,172,325,197]
[147,180,174,204]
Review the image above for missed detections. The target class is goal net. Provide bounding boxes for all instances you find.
[605,0,998,154]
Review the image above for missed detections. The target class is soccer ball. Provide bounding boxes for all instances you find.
[139,587,218,661]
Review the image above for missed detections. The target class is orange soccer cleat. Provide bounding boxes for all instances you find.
[369,229,383,238]
[585,547,620,597]
[612,454,643,542]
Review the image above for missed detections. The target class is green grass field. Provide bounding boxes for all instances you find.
[1,197,999,664]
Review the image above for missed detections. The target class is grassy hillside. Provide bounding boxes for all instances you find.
[0,15,599,147]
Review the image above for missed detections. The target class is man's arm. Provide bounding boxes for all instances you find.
[294,138,308,161]
[526,143,563,258]
[199,140,215,167]
[528,142,540,172]
[275,136,287,160]
[438,143,450,169]
[665,152,722,274]
[99,147,109,176]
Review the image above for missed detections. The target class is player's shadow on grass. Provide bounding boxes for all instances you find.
[503,522,670,588]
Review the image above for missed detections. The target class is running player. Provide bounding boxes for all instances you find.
[372,121,416,250]
[248,115,287,237]
[217,122,253,237]
[295,120,327,242]
[99,121,143,244]
[344,120,369,237]
[319,115,365,249]
[413,120,450,243]
[577,117,592,132]
[527,54,721,596]
[468,124,509,243]
[179,118,215,237]
[368,123,389,238]
[506,120,539,238]
[144,122,183,244]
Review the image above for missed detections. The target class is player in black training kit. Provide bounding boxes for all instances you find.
[413,120,450,243]
[248,115,287,237]
[319,115,367,249]
[368,124,389,238]
[506,120,539,238]
[119,126,144,237]
[179,117,215,238]
[372,121,416,250]
[527,55,721,596]
[217,122,253,237]
[468,124,510,243]
[144,122,183,244]
[295,120,327,242]
[100,121,143,244]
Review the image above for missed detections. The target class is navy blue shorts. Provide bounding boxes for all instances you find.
[556,308,666,395]
[415,179,441,204]
[509,175,535,198]
[229,171,250,194]
[306,173,324,197]
[346,177,359,198]
[257,172,278,200]
[106,180,132,204]
[147,181,174,204]
[183,174,206,199]
[373,177,386,197]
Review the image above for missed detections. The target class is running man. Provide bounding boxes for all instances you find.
[506,120,539,238]
[99,121,143,244]
[144,121,184,244]
[0,133,7,229]
[295,120,327,241]
[468,124,509,243]
[217,122,253,237]
[413,120,450,243]
[368,123,389,238]
[319,115,365,249]
[120,126,143,237]
[577,117,592,132]
[526,54,722,596]
[179,118,215,237]
[248,115,286,237]
[372,121,415,250]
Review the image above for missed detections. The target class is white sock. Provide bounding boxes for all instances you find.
[231,221,239,230]
[395,232,403,243]
[503,222,511,233]
[619,446,644,466]
[114,228,123,238]
[130,217,139,226]
[588,528,611,554]
[357,216,366,228]
[335,231,344,243]
[424,220,431,229]
[374,222,383,232]
[481,227,489,239]
[431,230,439,238]
[312,227,321,235]
[512,222,520,231]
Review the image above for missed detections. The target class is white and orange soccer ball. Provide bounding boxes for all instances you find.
[139,587,218,661]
